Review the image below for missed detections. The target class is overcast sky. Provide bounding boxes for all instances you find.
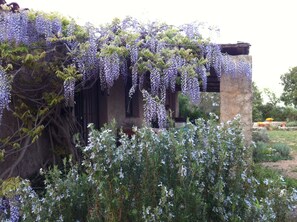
[18,0,297,97]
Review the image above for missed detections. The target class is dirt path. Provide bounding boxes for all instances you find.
[261,152,297,179]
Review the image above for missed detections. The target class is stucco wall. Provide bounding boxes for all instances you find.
[107,79,144,128]
[220,55,252,145]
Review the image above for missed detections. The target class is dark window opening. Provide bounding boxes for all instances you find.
[125,77,139,118]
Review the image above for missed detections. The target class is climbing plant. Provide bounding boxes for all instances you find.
[0,9,251,175]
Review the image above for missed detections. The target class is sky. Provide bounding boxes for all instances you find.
[18,0,297,98]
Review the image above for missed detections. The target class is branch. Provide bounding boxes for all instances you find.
[0,136,31,179]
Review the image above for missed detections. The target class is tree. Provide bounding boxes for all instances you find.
[280,66,297,108]
[252,82,264,121]
[263,88,280,107]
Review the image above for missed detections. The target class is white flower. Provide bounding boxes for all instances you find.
[279,189,286,197]
[180,165,187,177]
[119,167,124,179]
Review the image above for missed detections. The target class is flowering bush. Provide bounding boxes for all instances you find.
[1,116,295,221]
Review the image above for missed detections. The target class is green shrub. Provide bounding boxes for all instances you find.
[273,143,291,159]
[252,129,270,143]
[286,121,297,127]
[5,116,297,221]
[253,142,291,162]
[252,165,297,221]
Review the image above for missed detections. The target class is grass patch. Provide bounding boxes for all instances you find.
[268,130,297,151]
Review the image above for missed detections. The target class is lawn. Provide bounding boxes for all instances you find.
[268,130,297,151]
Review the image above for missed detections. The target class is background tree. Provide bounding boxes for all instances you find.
[280,66,297,108]
[263,88,280,107]
[252,83,296,122]
[252,82,264,121]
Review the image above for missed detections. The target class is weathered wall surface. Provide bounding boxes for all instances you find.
[107,79,144,128]
[220,55,252,145]
[107,80,179,128]
[0,110,53,179]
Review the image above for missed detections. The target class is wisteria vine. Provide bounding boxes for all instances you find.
[0,68,10,124]
[0,11,252,127]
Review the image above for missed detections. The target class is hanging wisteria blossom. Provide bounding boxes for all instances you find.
[63,78,75,107]
[0,11,252,128]
[0,68,10,124]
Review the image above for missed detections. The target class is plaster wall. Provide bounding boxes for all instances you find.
[107,79,144,128]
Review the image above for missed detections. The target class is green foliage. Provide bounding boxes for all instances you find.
[0,177,21,197]
[252,82,264,121]
[281,66,297,108]
[253,141,291,162]
[14,116,297,221]
[283,107,297,122]
[55,65,82,81]
[252,165,297,221]
[18,159,92,221]
[252,82,297,122]
[267,130,297,152]
[252,129,270,143]
[178,93,208,120]
[178,93,219,121]
[263,88,280,107]
[0,13,86,166]
[286,121,297,127]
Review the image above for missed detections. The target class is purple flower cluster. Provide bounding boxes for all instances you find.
[196,65,207,91]
[81,36,99,80]
[143,90,157,125]
[237,59,252,79]
[150,68,160,96]
[181,69,189,94]
[164,58,179,92]
[157,103,167,128]
[99,57,107,90]
[63,78,75,106]
[180,23,201,40]
[148,37,157,53]
[0,11,65,46]
[205,43,223,77]
[129,43,138,64]
[0,197,20,222]
[156,41,165,53]
[35,14,52,37]
[0,68,11,124]
[103,55,112,87]
[221,55,252,79]
[181,72,200,104]
[0,13,253,128]
[131,64,138,86]
[222,55,236,77]
[51,18,62,36]
[101,52,120,88]
[0,12,29,44]
[142,90,167,128]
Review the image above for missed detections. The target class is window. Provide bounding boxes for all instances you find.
[125,77,139,117]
